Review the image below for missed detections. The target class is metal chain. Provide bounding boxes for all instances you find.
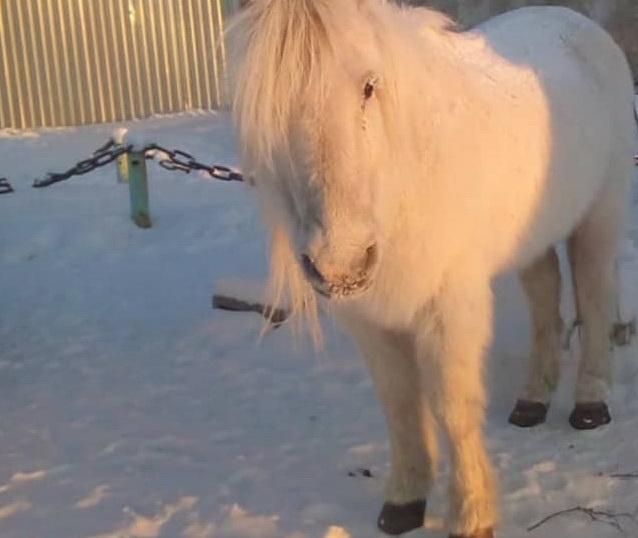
[32,139,131,188]
[27,138,244,190]
[0,177,14,194]
[146,143,244,182]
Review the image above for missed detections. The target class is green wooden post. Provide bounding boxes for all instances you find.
[127,151,151,228]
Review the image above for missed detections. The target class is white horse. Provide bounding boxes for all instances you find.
[228,1,635,536]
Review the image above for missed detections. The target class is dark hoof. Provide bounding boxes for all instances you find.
[508,399,548,427]
[449,528,494,538]
[377,499,426,535]
[569,402,611,430]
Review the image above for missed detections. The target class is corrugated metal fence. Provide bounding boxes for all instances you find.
[0,0,235,129]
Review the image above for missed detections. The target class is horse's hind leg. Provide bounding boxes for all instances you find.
[343,316,437,536]
[567,181,627,429]
[611,258,636,346]
[509,247,563,427]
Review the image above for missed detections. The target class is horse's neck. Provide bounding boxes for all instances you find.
[385,21,503,215]
[390,29,483,154]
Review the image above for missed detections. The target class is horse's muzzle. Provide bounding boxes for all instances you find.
[300,243,378,299]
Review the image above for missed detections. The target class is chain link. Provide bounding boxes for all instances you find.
[32,139,131,188]
[0,177,14,194]
[146,143,244,182]
[27,138,244,190]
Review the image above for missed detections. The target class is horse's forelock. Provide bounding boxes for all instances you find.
[228,0,412,345]
[228,0,343,176]
[229,0,355,345]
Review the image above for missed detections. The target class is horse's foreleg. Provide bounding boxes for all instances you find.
[417,276,497,538]
[509,246,563,427]
[344,317,436,535]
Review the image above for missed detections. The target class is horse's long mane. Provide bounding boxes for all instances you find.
[228,0,340,172]
[228,0,454,164]
[226,0,339,344]
[227,0,359,344]
[226,0,456,344]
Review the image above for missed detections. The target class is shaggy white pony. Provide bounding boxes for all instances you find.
[228,1,636,536]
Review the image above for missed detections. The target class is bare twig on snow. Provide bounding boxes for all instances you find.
[527,506,635,533]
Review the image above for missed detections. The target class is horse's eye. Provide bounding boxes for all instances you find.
[363,81,375,100]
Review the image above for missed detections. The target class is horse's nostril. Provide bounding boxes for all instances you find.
[363,243,379,273]
[301,254,325,284]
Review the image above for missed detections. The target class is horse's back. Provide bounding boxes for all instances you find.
[475,6,634,142]
[470,7,635,269]
[476,6,625,69]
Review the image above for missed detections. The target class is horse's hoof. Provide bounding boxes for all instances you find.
[377,499,426,535]
[508,399,548,427]
[569,402,611,430]
[449,527,494,538]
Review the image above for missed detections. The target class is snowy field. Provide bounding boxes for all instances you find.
[1,110,638,538]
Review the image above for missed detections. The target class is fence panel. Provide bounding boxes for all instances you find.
[0,0,233,129]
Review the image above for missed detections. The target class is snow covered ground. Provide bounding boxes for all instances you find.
[1,110,638,538]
